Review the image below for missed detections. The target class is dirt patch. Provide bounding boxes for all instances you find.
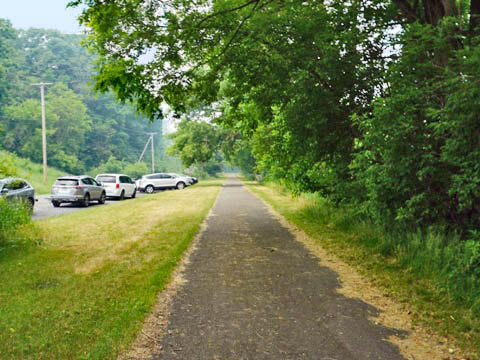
[255,190,466,360]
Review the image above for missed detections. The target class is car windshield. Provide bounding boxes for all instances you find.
[97,176,116,183]
[55,179,79,186]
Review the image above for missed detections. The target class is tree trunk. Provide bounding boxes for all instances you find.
[423,0,455,25]
[392,0,418,22]
[392,0,456,24]
[470,0,480,34]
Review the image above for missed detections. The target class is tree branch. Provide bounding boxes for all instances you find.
[392,0,418,22]
[216,0,262,59]
[196,0,261,28]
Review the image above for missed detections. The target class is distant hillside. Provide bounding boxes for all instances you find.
[0,20,164,175]
[1,151,68,194]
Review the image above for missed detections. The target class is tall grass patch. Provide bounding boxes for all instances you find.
[247,181,480,358]
[0,180,223,359]
[0,198,38,248]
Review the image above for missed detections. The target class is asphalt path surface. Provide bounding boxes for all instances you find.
[32,192,146,220]
[153,179,407,359]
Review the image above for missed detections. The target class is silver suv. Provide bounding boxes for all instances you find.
[137,173,190,194]
[51,176,106,207]
[0,178,36,210]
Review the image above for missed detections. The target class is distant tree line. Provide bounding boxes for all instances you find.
[0,20,165,175]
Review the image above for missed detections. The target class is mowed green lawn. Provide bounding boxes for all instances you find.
[0,180,223,359]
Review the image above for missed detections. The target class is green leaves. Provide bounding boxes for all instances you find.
[68,0,480,233]
[167,119,220,167]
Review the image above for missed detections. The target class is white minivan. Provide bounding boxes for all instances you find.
[95,174,137,200]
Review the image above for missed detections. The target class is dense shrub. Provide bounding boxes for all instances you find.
[300,192,480,314]
[352,23,480,232]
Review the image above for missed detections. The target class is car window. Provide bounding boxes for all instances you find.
[82,178,92,185]
[97,176,116,183]
[148,174,161,179]
[6,180,25,190]
[55,179,79,186]
[92,179,101,186]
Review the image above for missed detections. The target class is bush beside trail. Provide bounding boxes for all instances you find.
[0,198,37,249]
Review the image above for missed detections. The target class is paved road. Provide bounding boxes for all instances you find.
[153,179,406,359]
[32,192,146,220]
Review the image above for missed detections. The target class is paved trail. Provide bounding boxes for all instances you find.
[154,179,406,359]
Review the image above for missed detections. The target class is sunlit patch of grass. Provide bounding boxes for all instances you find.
[0,180,223,359]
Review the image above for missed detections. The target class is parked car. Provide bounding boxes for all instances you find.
[173,174,198,185]
[50,175,106,207]
[137,173,191,193]
[95,173,136,200]
[0,178,36,210]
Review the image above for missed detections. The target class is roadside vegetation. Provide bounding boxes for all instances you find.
[247,181,480,359]
[0,152,38,248]
[0,198,37,248]
[0,151,68,194]
[0,180,223,359]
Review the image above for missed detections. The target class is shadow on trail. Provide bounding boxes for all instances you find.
[154,180,409,360]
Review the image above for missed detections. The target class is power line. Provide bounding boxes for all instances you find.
[137,133,158,173]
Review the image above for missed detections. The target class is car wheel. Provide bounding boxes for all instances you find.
[131,189,136,199]
[176,182,185,190]
[52,201,60,208]
[145,185,154,194]
[99,192,106,204]
[119,190,125,200]
[28,198,35,211]
[83,193,90,207]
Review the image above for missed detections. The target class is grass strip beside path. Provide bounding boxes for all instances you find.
[246,181,479,360]
[0,180,223,359]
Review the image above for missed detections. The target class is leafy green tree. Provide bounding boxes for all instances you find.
[0,20,17,106]
[69,0,480,232]
[167,119,220,167]
[2,83,90,173]
[354,19,480,229]
[0,151,17,177]
[0,23,166,174]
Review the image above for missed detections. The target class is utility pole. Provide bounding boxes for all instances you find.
[150,132,155,173]
[32,82,52,185]
[138,133,157,173]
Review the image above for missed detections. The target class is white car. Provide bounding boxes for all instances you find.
[137,173,190,193]
[173,174,198,185]
[95,174,137,200]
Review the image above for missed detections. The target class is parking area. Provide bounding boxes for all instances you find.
[32,192,146,220]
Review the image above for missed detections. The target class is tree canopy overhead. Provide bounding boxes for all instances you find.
[70,0,480,232]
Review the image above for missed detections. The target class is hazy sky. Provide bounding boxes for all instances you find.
[1,0,84,33]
